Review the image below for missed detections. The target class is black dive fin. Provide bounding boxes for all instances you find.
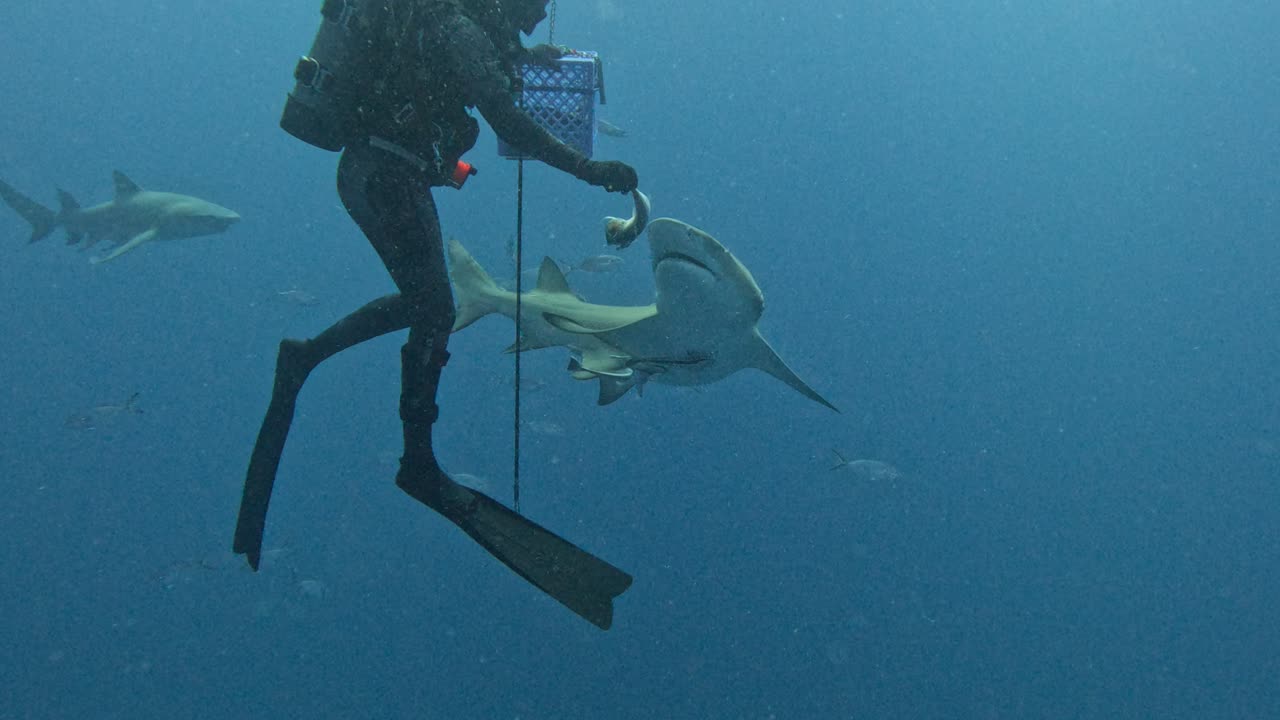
[428,479,633,630]
[233,340,311,570]
[0,179,58,243]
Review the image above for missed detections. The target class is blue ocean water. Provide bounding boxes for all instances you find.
[2,1,1278,717]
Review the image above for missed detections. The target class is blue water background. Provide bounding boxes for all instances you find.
[2,1,1278,717]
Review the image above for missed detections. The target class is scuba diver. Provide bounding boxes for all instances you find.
[233,0,638,629]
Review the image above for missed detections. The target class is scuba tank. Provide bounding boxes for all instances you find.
[279,0,480,187]
[279,0,370,152]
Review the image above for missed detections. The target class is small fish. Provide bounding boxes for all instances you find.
[597,118,628,138]
[514,374,551,394]
[296,578,328,600]
[521,419,565,436]
[505,234,518,264]
[65,392,143,430]
[274,289,319,307]
[561,254,624,275]
[829,451,902,482]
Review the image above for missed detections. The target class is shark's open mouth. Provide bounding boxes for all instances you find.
[655,252,715,276]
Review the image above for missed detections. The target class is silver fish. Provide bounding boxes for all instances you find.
[829,451,902,482]
[597,118,628,138]
[563,254,624,274]
[604,189,650,250]
[274,289,319,307]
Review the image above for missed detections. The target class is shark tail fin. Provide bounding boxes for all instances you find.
[750,330,841,413]
[0,179,59,243]
[830,449,850,471]
[447,238,502,332]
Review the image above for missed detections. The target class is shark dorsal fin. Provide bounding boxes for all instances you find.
[535,257,574,295]
[56,189,81,213]
[112,171,142,199]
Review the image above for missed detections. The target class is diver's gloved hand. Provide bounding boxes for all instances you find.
[526,43,567,67]
[577,160,638,193]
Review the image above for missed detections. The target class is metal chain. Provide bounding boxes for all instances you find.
[548,0,557,44]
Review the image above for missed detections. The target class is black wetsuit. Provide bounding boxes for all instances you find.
[234,0,636,569]
[232,0,640,629]
[333,0,603,495]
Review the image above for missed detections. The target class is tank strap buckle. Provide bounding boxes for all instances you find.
[393,102,417,126]
[294,56,335,93]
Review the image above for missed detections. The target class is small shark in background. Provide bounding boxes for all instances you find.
[449,218,838,411]
[65,392,144,431]
[0,170,239,264]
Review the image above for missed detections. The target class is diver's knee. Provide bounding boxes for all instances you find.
[403,291,456,334]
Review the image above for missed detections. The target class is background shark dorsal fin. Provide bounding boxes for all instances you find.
[56,189,81,213]
[112,171,142,198]
[535,257,574,295]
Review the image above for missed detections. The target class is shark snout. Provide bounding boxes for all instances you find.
[211,207,241,230]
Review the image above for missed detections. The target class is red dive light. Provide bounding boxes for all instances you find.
[451,159,478,188]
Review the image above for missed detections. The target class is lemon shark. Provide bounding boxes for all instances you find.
[449,218,838,411]
[0,171,240,264]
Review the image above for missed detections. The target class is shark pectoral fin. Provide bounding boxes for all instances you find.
[544,313,597,334]
[90,227,157,264]
[597,375,639,406]
[543,312,650,335]
[749,331,840,413]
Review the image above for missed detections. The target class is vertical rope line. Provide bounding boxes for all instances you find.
[548,1,557,44]
[512,157,524,514]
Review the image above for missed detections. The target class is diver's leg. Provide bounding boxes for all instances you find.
[234,147,432,568]
[336,143,459,500]
[394,324,454,508]
[313,145,634,628]
[273,292,415,386]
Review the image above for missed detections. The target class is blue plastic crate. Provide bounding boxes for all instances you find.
[498,53,600,160]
